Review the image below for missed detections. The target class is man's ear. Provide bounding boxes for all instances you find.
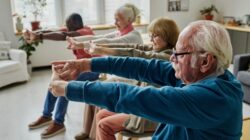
[200,53,216,73]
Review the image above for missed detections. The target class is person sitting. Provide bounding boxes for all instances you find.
[26,13,99,139]
[83,17,179,140]
[50,20,243,140]
[66,3,143,140]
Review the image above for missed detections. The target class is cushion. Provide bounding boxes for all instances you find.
[237,71,250,85]
[0,41,11,60]
[0,60,20,74]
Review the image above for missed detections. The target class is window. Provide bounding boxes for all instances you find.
[63,0,100,25]
[104,0,146,24]
[11,0,57,29]
[11,0,149,30]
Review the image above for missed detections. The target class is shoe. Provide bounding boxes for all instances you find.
[41,121,65,138]
[28,116,52,129]
[74,132,89,140]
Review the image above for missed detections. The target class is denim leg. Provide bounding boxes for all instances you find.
[77,72,100,81]
[54,96,69,124]
[52,72,99,124]
[42,90,57,118]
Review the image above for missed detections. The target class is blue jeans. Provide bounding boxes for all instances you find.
[42,72,99,124]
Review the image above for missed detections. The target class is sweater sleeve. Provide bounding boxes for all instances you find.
[66,75,242,129]
[92,47,170,60]
[91,56,177,86]
[87,30,143,45]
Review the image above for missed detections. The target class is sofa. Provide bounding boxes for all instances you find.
[233,53,250,104]
[0,32,29,88]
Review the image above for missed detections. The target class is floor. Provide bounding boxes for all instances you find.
[0,68,249,140]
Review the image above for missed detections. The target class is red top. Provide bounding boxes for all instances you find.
[61,26,96,59]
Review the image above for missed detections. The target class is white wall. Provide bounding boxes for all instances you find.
[0,0,19,48]
[214,0,250,19]
[149,0,213,29]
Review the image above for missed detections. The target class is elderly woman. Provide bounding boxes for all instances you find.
[67,3,143,49]
[84,17,179,140]
[68,3,143,140]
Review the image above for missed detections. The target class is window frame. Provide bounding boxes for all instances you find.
[11,0,149,30]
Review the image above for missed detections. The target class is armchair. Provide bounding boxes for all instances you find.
[0,32,29,88]
[233,53,250,104]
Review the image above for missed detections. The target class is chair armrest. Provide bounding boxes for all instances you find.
[9,49,27,67]
[0,41,11,47]
[233,53,250,76]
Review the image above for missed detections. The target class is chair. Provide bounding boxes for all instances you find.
[117,130,154,140]
[241,117,250,140]
[233,54,250,104]
[0,32,29,88]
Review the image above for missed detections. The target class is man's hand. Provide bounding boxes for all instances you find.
[29,32,39,42]
[49,80,68,97]
[66,37,84,50]
[23,30,33,44]
[51,65,63,81]
[52,59,92,81]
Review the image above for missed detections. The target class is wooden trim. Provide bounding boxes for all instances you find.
[222,24,250,33]
[90,23,149,30]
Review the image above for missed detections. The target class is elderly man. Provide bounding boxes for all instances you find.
[50,20,243,140]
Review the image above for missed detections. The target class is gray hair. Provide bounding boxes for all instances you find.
[183,20,232,73]
[116,3,140,23]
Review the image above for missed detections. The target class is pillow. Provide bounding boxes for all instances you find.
[0,41,11,60]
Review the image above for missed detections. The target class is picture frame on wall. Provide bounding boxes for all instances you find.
[168,0,189,12]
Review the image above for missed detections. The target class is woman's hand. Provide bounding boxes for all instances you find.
[84,42,97,54]
[66,37,84,50]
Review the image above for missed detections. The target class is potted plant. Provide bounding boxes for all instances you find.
[200,5,218,20]
[18,36,42,74]
[24,0,47,30]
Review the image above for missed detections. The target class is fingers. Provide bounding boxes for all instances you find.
[96,44,109,47]
[51,61,67,66]
[84,47,90,53]
[49,80,68,97]
[59,69,72,80]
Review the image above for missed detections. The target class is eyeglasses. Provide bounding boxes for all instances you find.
[171,49,205,62]
[149,34,159,40]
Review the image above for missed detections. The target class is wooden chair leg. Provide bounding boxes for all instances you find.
[129,137,139,140]
[117,132,123,140]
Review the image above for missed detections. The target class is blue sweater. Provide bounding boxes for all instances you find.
[66,57,243,140]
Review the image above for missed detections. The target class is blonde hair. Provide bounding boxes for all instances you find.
[147,17,180,49]
[116,3,140,23]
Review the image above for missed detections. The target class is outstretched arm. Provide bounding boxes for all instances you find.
[52,56,177,86]
[31,31,81,41]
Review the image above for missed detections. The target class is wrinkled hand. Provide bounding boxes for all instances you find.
[23,30,30,40]
[66,37,84,50]
[51,64,63,81]
[49,80,68,97]
[52,59,91,81]
[84,43,96,54]
[23,30,32,44]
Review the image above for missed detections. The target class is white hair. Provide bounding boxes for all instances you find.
[183,20,232,73]
[116,3,140,23]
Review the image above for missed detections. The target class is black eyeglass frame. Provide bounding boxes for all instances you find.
[171,49,206,62]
